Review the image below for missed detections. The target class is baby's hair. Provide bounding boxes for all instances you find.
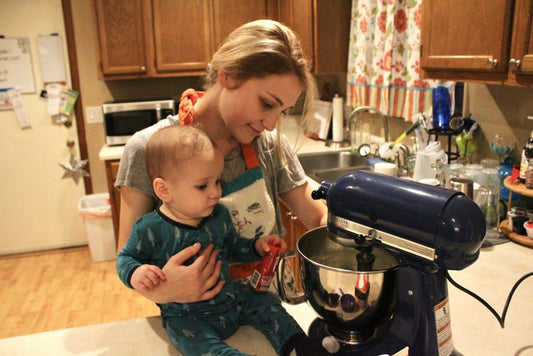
[146,125,212,182]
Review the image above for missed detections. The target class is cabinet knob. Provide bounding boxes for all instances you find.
[487,58,498,67]
[140,66,146,72]
[509,58,521,68]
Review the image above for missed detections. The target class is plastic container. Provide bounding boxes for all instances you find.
[412,141,448,181]
[78,193,116,262]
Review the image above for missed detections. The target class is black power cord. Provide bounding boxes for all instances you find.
[445,270,533,328]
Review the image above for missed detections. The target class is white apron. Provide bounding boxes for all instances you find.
[220,143,276,239]
[220,144,276,280]
[220,144,298,296]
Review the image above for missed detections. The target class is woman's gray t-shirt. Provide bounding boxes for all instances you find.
[114,116,308,237]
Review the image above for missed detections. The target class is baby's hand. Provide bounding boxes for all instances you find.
[255,234,287,256]
[131,264,166,292]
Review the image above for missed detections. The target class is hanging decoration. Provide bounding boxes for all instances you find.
[346,0,454,121]
[58,140,89,185]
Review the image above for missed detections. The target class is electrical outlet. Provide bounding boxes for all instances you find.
[85,106,103,124]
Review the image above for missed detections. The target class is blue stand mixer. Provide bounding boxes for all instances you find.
[280,171,486,355]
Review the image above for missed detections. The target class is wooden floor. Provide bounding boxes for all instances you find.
[0,246,160,339]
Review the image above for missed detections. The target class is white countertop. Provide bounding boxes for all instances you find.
[98,144,124,161]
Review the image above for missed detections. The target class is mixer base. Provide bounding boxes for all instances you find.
[308,318,387,354]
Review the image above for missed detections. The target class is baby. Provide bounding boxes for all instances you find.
[117,125,334,355]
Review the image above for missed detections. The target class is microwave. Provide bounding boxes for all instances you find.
[102,99,175,146]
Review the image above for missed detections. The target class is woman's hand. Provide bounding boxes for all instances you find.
[139,243,224,304]
[255,234,287,256]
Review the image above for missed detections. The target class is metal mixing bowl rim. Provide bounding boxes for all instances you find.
[297,245,400,274]
[296,227,400,273]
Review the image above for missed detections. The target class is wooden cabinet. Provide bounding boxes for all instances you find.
[93,0,275,80]
[274,0,352,73]
[93,0,148,77]
[421,0,533,86]
[279,198,309,289]
[279,198,308,251]
[104,159,121,245]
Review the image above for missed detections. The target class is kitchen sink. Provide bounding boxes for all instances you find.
[297,150,366,170]
[297,150,372,182]
[308,166,372,182]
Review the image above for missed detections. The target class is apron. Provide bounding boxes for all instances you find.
[220,143,276,239]
[178,88,277,280]
[220,144,277,280]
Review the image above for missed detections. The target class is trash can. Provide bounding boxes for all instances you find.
[78,193,116,262]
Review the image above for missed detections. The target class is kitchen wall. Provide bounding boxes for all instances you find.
[466,83,533,162]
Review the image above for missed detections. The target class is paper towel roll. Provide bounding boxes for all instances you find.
[332,94,344,142]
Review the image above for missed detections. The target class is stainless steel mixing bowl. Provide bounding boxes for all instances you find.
[280,227,400,343]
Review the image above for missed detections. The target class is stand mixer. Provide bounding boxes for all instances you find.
[279,170,486,355]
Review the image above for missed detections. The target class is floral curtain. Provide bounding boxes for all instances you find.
[346,0,454,122]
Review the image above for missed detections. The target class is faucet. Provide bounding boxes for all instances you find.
[348,106,389,150]
[393,143,410,175]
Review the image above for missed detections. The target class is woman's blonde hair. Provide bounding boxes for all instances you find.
[203,19,316,133]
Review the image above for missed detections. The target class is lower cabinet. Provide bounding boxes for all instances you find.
[279,198,308,291]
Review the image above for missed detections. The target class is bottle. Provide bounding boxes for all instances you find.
[519,130,533,182]
[432,86,451,131]
[249,243,281,292]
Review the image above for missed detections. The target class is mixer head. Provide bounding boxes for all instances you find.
[312,170,486,270]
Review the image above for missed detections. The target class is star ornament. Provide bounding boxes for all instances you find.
[58,154,89,185]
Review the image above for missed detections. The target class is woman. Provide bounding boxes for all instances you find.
[115,19,327,304]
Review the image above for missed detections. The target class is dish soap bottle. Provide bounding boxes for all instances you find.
[519,130,533,182]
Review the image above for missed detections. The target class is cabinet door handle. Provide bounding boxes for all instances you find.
[140,66,146,72]
[509,58,521,68]
[487,58,498,67]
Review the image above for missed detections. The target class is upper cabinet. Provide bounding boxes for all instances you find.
[421,0,533,86]
[92,0,275,80]
[275,0,352,73]
[93,0,147,77]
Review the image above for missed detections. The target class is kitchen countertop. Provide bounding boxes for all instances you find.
[0,242,531,355]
